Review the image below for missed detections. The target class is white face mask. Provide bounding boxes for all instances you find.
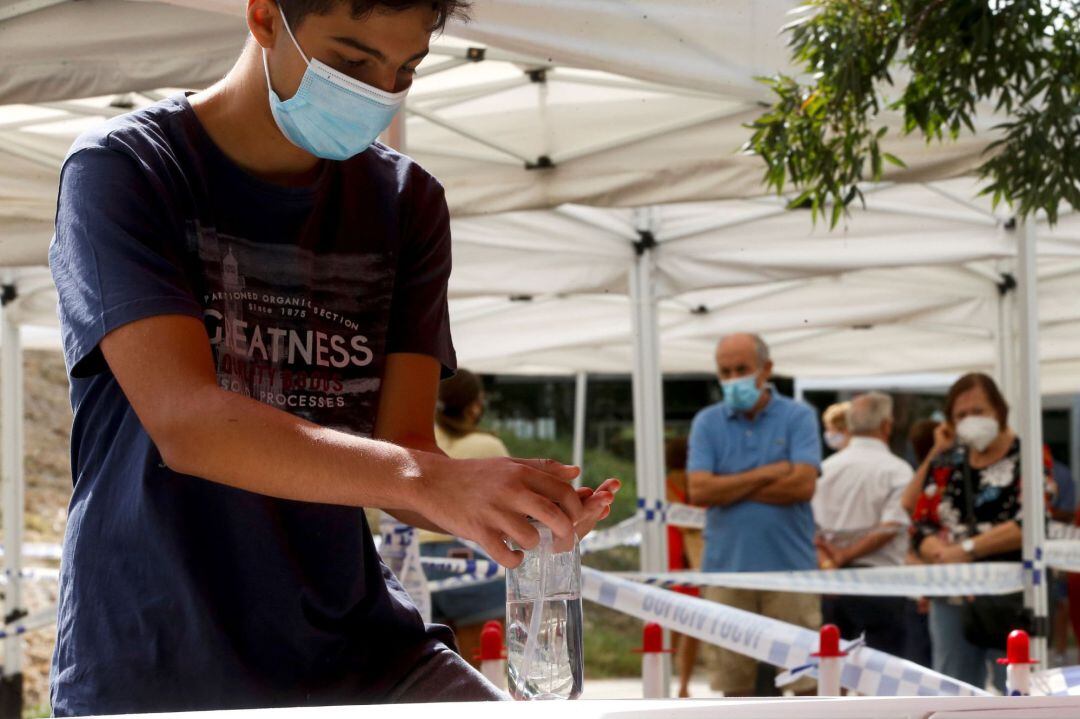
[956,416,1000,452]
[823,431,847,451]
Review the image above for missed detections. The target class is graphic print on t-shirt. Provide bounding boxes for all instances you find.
[189,221,393,436]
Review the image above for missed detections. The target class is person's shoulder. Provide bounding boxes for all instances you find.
[67,95,187,167]
[466,431,508,451]
[350,142,445,203]
[455,431,509,459]
[882,451,915,473]
[775,394,817,424]
[820,450,846,470]
[691,401,728,426]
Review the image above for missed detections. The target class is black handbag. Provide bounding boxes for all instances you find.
[956,454,1029,649]
[961,592,1028,650]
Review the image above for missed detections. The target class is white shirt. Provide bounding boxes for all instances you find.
[812,436,914,567]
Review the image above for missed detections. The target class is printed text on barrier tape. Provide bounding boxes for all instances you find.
[1045,541,1080,573]
[666,503,705,529]
[615,562,1025,597]
[582,567,987,697]
[1049,522,1080,541]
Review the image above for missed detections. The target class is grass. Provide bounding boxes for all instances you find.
[498,435,638,526]
[497,434,644,677]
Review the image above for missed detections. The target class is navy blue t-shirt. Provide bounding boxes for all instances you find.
[48,94,457,716]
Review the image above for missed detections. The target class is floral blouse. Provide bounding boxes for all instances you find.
[912,438,1052,562]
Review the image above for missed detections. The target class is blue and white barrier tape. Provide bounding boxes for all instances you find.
[1,567,60,584]
[1032,665,1080,696]
[666,502,706,529]
[637,498,666,522]
[616,562,1025,597]
[0,542,64,560]
[629,502,1079,536]
[775,635,867,688]
[585,504,1077,556]
[1045,540,1080,572]
[420,556,503,580]
[428,575,503,593]
[0,606,57,640]
[582,567,987,697]
[580,516,642,554]
[1049,523,1080,541]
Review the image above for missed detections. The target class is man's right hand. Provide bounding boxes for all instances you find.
[412,453,586,568]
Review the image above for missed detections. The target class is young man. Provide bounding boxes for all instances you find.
[48,1,617,714]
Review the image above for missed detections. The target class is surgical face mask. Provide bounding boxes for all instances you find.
[720,374,762,412]
[823,431,847,451]
[262,7,408,160]
[956,416,1000,452]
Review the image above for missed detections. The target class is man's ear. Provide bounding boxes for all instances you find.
[760,360,774,384]
[248,0,280,50]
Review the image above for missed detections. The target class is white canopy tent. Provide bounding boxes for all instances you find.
[446,180,1080,393]
[0,0,1068,694]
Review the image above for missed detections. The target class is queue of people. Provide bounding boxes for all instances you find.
[439,338,1069,696]
[677,332,1072,696]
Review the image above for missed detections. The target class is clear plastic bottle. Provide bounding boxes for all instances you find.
[505,522,584,700]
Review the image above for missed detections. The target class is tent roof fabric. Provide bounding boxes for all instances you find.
[1,1,1076,393]
[446,180,1080,393]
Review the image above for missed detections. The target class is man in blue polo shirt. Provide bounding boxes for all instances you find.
[688,333,822,696]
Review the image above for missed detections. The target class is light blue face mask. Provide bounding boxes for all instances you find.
[262,8,408,161]
[720,374,762,412]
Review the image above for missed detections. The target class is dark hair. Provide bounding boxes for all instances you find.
[665,436,688,473]
[944,372,1009,430]
[436,368,483,437]
[280,0,471,32]
[908,419,939,465]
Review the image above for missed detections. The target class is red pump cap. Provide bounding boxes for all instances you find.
[633,622,674,654]
[997,629,1038,665]
[475,620,506,661]
[812,624,847,659]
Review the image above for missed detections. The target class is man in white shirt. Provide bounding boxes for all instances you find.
[813,392,913,656]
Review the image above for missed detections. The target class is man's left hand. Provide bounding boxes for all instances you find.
[574,478,621,539]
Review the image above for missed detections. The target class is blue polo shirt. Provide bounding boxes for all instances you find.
[688,391,821,572]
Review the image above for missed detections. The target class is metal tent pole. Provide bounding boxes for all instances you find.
[572,371,587,489]
[0,278,25,717]
[1015,219,1049,662]
[1071,397,1080,506]
[629,207,669,696]
[995,265,1018,414]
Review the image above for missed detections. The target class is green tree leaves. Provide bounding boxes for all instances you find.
[745,0,1080,227]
